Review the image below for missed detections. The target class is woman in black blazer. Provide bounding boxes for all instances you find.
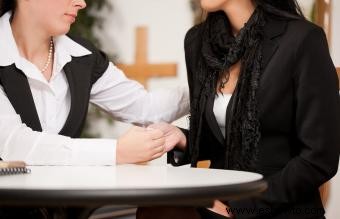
[140,0,340,218]
[0,0,189,218]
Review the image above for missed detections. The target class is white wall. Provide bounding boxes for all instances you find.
[92,0,193,138]
[325,1,340,219]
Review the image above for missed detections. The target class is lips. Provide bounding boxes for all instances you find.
[65,13,77,23]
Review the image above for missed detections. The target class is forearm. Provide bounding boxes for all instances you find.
[0,116,116,165]
[90,63,190,126]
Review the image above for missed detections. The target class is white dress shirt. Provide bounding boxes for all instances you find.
[0,12,189,166]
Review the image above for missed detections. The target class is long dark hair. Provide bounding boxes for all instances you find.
[196,0,305,23]
[0,0,16,17]
[255,0,305,19]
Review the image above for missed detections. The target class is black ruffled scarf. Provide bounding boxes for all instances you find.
[190,8,266,171]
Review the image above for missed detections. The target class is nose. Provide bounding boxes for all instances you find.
[72,0,87,9]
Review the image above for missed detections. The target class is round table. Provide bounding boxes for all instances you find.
[0,165,267,207]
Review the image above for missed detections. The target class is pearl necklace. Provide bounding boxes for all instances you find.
[41,38,54,73]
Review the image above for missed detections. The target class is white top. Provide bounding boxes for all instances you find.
[213,93,232,137]
[0,12,189,166]
[0,165,263,189]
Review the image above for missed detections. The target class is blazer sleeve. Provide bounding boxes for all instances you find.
[167,27,200,166]
[228,27,340,218]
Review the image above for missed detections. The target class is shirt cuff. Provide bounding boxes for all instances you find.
[71,138,116,165]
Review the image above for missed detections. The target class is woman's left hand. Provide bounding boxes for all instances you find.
[147,122,187,152]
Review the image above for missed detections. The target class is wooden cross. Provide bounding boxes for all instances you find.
[314,0,332,43]
[116,27,177,87]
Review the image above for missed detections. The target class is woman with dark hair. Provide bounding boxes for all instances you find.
[138,0,340,218]
[0,0,189,217]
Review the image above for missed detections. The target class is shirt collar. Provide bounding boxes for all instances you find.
[0,11,92,69]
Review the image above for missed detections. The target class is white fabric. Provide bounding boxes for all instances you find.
[213,93,232,138]
[0,12,189,166]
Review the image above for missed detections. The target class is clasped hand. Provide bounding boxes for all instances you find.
[116,123,186,164]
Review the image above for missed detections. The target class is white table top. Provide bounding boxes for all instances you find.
[0,165,267,207]
[0,165,262,189]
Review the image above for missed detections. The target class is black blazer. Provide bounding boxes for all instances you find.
[174,15,340,219]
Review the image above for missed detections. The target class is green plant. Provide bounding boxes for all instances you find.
[69,0,114,138]
[70,0,112,47]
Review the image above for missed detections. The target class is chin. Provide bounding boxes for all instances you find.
[200,0,226,12]
[55,26,71,36]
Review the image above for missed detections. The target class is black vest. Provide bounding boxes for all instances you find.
[0,36,109,138]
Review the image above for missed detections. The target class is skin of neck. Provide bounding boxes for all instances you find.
[10,8,51,62]
[221,0,256,35]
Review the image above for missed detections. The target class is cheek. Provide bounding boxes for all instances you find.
[200,0,227,12]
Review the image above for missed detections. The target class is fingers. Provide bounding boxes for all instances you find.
[151,151,165,160]
[146,127,164,140]
[148,122,172,133]
[150,137,165,149]
[153,144,165,154]
[130,126,164,140]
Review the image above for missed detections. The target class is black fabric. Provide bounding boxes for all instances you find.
[190,8,266,172]
[0,207,95,219]
[0,207,65,219]
[197,208,229,219]
[0,36,109,138]
[0,65,43,132]
[172,11,340,219]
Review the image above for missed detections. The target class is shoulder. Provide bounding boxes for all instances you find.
[65,35,110,83]
[267,15,328,58]
[66,34,101,55]
[66,34,109,65]
[265,13,325,43]
[285,19,328,58]
[184,23,204,51]
[282,18,326,48]
[287,18,324,38]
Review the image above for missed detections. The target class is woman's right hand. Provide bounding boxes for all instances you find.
[148,122,187,152]
[116,126,166,164]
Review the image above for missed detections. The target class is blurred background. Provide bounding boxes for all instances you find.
[71,0,339,218]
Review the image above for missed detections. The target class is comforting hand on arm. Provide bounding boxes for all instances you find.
[148,122,187,152]
[0,62,189,165]
[116,126,166,164]
[90,63,190,126]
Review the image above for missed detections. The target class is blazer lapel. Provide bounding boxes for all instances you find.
[203,18,288,147]
[205,92,225,146]
[59,56,92,137]
[59,63,76,136]
[0,65,42,131]
[262,17,288,69]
